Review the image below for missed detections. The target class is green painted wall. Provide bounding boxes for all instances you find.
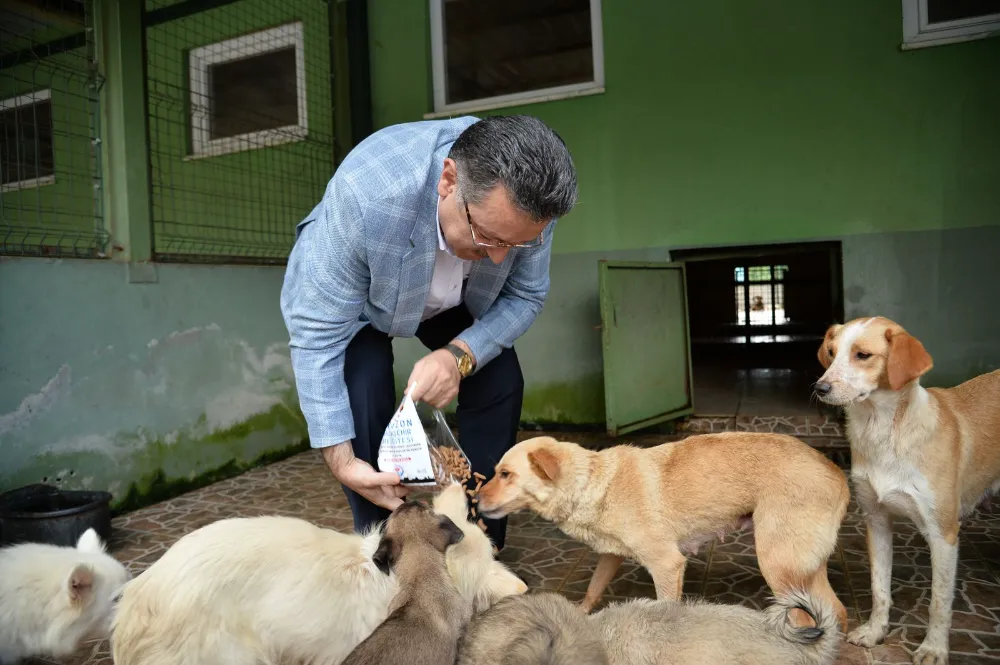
[145,0,334,258]
[369,0,1000,253]
[0,258,307,508]
[370,0,1000,424]
[0,49,103,254]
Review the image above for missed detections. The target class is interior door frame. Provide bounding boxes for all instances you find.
[599,259,695,437]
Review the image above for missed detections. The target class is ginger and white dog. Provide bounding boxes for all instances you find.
[0,528,130,664]
[111,483,526,665]
[815,316,1000,665]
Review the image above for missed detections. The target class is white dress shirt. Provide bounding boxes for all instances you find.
[421,198,473,321]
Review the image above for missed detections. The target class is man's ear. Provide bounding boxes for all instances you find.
[885,328,933,390]
[527,447,561,482]
[372,536,395,576]
[817,324,841,370]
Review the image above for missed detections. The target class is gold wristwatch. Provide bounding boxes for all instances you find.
[445,343,475,378]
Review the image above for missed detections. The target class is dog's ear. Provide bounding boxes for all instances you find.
[372,536,395,576]
[817,324,841,369]
[67,564,94,605]
[474,563,529,613]
[76,528,105,554]
[528,447,561,482]
[437,515,465,548]
[885,328,933,390]
[431,482,467,522]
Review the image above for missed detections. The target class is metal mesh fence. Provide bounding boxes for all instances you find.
[145,0,337,263]
[0,0,107,258]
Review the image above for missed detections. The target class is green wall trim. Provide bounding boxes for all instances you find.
[96,0,153,262]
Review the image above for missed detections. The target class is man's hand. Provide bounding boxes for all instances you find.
[407,348,463,408]
[321,442,409,510]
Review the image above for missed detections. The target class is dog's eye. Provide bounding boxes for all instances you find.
[499,470,511,479]
[855,351,872,360]
[827,347,834,357]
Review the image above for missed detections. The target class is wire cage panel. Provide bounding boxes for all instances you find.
[1,0,108,258]
[145,0,336,263]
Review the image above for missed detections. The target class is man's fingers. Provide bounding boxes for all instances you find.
[354,470,403,488]
[360,489,404,511]
[381,495,405,511]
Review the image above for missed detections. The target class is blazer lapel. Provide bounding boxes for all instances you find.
[389,189,438,337]
[464,250,514,319]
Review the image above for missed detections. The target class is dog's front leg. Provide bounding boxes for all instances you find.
[581,553,624,613]
[913,525,958,665]
[848,495,894,648]
[647,546,687,602]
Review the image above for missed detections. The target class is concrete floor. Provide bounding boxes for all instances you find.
[693,366,832,417]
[28,444,1000,665]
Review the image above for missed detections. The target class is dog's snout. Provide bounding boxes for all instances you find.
[812,382,832,396]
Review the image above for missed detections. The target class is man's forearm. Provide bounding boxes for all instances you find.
[321,440,354,477]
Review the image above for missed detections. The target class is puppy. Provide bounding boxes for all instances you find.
[0,528,130,664]
[477,433,851,630]
[341,501,470,665]
[457,592,610,665]
[815,316,1000,665]
[594,589,841,665]
[111,482,524,665]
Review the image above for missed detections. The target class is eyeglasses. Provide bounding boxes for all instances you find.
[464,201,544,249]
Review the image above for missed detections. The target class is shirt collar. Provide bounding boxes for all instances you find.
[435,196,456,255]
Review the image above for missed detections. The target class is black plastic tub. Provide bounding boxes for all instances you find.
[0,484,113,548]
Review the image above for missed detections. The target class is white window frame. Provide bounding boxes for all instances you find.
[427,0,605,117]
[188,21,308,159]
[901,0,1000,50]
[1,89,56,193]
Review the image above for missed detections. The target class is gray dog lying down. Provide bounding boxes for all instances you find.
[457,589,842,665]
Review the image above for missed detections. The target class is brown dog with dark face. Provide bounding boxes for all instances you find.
[341,501,471,665]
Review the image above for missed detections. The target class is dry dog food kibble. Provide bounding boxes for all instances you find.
[429,445,472,486]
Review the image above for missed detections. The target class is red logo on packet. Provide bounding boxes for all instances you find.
[393,465,404,477]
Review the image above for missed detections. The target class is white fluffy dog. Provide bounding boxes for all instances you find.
[0,528,130,664]
[111,483,527,665]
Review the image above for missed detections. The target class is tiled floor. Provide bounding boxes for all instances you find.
[693,366,831,417]
[28,443,1000,665]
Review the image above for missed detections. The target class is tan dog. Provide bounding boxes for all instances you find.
[342,500,471,665]
[815,316,1000,665]
[477,432,851,630]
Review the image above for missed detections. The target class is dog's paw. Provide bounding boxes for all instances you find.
[913,640,949,665]
[847,622,887,648]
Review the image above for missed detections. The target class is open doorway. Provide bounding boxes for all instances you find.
[671,241,843,417]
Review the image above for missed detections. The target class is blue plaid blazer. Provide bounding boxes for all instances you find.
[280,117,556,447]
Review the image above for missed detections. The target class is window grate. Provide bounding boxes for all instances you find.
[144,0,336,263]
[735,264,789,327]
[0,0,108,258]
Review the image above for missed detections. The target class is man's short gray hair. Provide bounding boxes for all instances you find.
[448,115,578,223]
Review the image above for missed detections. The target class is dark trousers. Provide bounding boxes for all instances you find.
[342,304,523,550]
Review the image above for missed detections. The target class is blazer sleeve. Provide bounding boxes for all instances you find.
[280,182,370,447]
[456,220,556,371]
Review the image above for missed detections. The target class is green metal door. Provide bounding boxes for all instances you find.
[599,260,694,436]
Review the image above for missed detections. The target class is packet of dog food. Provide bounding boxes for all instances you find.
[377,384,474,488]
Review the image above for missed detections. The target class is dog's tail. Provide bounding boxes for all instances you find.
[766,589,841,661]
